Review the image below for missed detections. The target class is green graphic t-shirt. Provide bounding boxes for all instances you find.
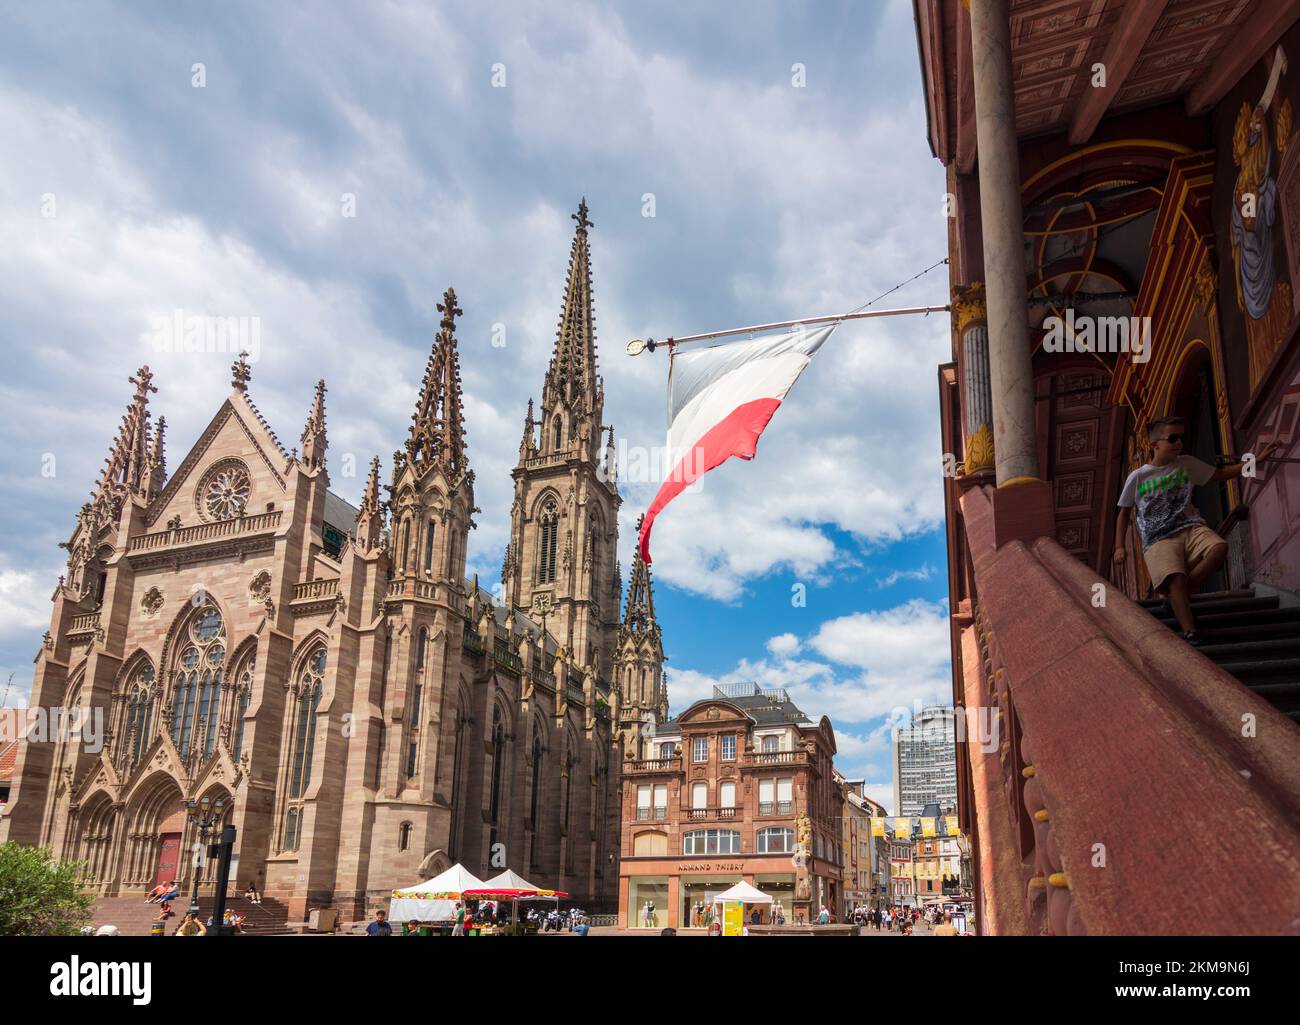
[1117,455,1216,549]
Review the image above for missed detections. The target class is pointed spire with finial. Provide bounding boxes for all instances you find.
[231,350,252,392]
[621,513,661,647]
[300,379,327,471]
[542,198,599,415]
[519,397,536,458]
[93,365,157,507]
[604,425,618,488]
[405,286,467,479]
[143,415,167,498]
[355,456,384,551]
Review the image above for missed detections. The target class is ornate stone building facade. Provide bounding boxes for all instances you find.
[0,201,664,919]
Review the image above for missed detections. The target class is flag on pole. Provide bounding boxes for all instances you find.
[638,324,836,563]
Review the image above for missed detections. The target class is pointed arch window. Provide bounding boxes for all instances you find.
[529,728,544,870]
[281,646,325,851]
[554,416,564,450]
[374,633,392,788]
[119,664,155,770]
[172,606,225,761]
[537,500,559,584]
[398,517,411,574]
[559,738,574,842]
[231,653,255,762]
[488,706,507,851]
[424,518,436,573]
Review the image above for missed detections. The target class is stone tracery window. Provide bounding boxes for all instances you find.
[198,460,251,521]
[281,646,325,851]
[230,652,255,761]
[487,705,506,852]
[172,606,225,760]
[118,663,155,770]
[536,499,559,584]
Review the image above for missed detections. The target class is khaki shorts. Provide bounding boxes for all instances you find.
[1143,524,1227,590]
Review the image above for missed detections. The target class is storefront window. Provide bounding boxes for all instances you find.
[628,876,669,929]
[680,878,742,927]
[755,874,796,923]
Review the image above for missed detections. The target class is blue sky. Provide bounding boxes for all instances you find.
[0,0,952,812]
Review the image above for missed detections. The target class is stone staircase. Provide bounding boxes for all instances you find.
[92,894,294,936]
[1139,588,1300,722]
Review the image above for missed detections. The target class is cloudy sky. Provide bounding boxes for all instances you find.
[0,0,952,813]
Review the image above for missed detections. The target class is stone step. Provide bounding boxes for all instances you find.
[1160,619,1300,643]
[1138,588,1257,608]
[1215,657,1300,686]
[93,894,291,936]
[1196,637,1300,660]
[1150,596,1282,620]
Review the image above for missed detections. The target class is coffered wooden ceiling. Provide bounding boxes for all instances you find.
[916,0,1300,170]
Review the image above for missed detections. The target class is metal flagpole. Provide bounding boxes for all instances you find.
[624,304,951,355]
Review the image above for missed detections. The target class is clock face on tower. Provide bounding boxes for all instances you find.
[197,459,252,521]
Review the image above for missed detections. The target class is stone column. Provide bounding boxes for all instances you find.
[969,0,1038,485]
[953,283,994,475]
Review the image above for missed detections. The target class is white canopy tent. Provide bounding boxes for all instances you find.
[711,881,775,905]
[388,863,487,923]
[479,869,553,895]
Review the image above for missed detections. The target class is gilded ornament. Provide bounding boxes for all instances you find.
[963,422,995,474]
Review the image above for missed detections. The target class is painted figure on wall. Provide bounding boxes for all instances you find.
[1230,45,1294,391]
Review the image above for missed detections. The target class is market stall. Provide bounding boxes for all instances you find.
[388,863,487,924]
[464,869,569,934]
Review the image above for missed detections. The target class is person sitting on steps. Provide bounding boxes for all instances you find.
[1114,415,1277,644]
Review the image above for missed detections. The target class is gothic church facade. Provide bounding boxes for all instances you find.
[0,201,667,918]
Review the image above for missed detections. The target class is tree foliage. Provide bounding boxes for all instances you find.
[0,841,95,936]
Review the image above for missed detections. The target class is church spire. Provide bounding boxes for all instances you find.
[406,287,467,480]
[519,397,536,459]
[94,365,157,507]
[143,415,167,499]
[621,515,661,646]
[355,456,384,551]
[300,379,327,471]
[543,198,599,414]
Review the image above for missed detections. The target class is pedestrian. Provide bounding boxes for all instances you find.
[816,906,830,925]
[452,902,466,935]
[643,900,655,928]
[1114,416,1275,644]
[574,916,590,937]
[366,910,392,936]
[175,913,206,936]
[933,912,959,936]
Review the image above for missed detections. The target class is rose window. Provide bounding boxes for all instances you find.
[200,462,251,521]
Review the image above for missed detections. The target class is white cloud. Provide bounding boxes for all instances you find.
[766,632,801,657]
[0,564,55,641]
[876,563,936,588]
[863,783,895,816]
[671,599,952,727]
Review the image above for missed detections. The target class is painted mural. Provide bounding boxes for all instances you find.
[1214,29,1300,409]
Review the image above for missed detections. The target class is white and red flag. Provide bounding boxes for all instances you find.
[638,324,836,563]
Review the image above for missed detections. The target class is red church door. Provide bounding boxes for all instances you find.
[154,833,182,887]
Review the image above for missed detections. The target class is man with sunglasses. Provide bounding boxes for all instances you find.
[1115,416,1278,643]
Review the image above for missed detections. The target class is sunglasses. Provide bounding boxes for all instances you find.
[1157,433,1185,444]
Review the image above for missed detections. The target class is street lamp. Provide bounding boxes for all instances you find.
[184,794,226,918]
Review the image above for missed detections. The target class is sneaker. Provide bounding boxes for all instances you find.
[1182,630,1206,647]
